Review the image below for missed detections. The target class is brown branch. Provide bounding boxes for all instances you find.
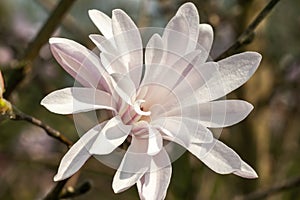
[59,180,92,199]
[10,107,72,148]
[215,0,281,61]
[234,175,300,200]
[5,0,77,98]
[43,179,70,200]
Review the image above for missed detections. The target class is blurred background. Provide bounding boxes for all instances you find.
[0,0,300,199]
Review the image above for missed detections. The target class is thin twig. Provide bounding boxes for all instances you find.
[5,0,77,98]
[215,0,281,61]
[234,175,300,200]
[10,108,72,148]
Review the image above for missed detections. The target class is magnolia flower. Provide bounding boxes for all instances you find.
[41,2,261,199]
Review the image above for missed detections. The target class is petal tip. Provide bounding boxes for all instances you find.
[53,174,62,182]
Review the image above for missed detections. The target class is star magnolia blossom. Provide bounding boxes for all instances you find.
[41,2,261,199]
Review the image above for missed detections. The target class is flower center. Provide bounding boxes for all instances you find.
[133,99,151,116]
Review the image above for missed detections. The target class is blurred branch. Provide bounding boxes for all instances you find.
[10,106,73,148]
[215,0,281,61]
[44,179,69,200]
[234,175,300,200]
[35,0,92,47]
[59,180,92,199]
[5,0,77,98]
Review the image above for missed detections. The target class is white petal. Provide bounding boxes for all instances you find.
[89,116,132,155]
[54,122,105,181]
[166,100,254,128]
[49,37,111,92]
[145,34,164,66]
[188,139,258,178]
[197,24,214,62]
[110,73,136,105]
[41,87,116,114]
[161,15,189,66]
[89,34,117,55]
[214,52,262,99]
[234,160,258,178]
[147,126,163,156]
[137,149,172,200]
[112,9,143,88]
[176,2,199,52]
[112,136,150,193]
[141,51,200,107]
[152,117,213,146]
[100,51,128,75]
[88,10,113,39]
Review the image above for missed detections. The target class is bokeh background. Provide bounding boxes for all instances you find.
[0,0,300,199]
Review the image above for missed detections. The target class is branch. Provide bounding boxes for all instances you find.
[234,175,300,200]
[43,179,69,200]
[10,107,72,148]
[5,0,77,98]
[215,0,281,61]
[59,180,92,199]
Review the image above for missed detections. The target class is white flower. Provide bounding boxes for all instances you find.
[41,2,261,199]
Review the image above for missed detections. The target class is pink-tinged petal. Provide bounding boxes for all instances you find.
[41,87,116,114]
[145,34,164,66]
[112,136,150,193]
[189,139,257,178]
[54,122,106,181]
[161,15,189,66]
[176,2,199,52]
[89,116,132,155]
[141,50,199,107]
[49,37,111,92]
[147,126,163,156]
[152,117,213,146]
[110,73,136,105]
[112,9,143,88]
[137,149,172,200]
[166,100,253,128]
[88,10,113,39]
[197,24,214,62]
[214,52,262,99]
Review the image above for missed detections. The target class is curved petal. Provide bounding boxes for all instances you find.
[197,24,214,62]
[89,34,117,55]
[89,116,132,155]
[137,149,172,200]
[161,15,189,66]
[88,9,113,39]
[176,2,199,52]
[212,52,262,99]
[49,37,111,92]
[41,87,116,114]
[151,117,213,146]
[112,136,150,193]
[188,139,258,178]
[147,126,163,156]
[112,9,143,88]
[54,122,106,181]
[110,73,137,105]
[165,100,253,128]
[140,51,200,109]
[145,33,164,66]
